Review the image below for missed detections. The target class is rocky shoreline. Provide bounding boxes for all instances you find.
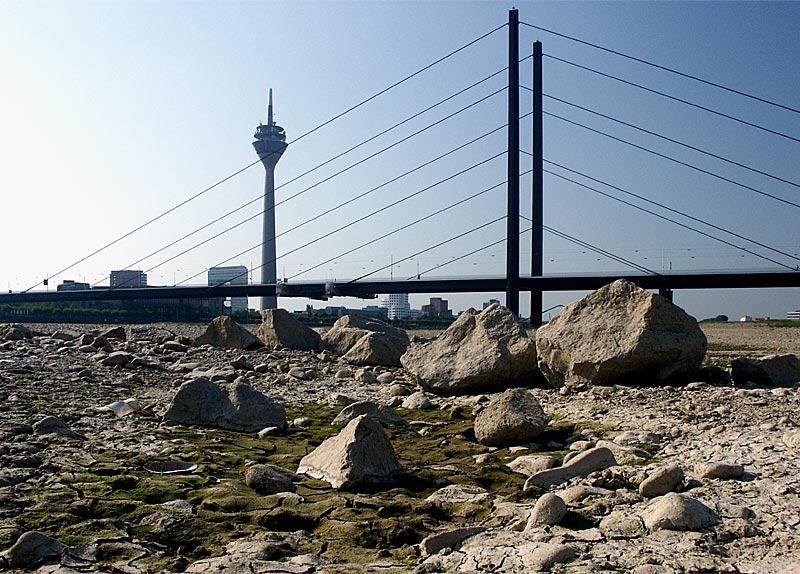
[1,298,799,573]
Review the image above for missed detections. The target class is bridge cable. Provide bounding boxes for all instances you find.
[520,21,800,116]
[181,151,508,288]
[542,159,800,264]
[528,88,800,190]
[288,180,510,282]
[347,216,507,284]
[26,22,506,293]
[520,215,658,275]
[94,87,509,288]
[543,54,800,144]
[533,159,799,271]
[544,111,800,210]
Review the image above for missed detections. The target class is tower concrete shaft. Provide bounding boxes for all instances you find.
[253,89,287,310]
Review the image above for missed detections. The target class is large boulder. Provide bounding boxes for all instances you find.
[536,279,706,389]
[257,309,321,351]
[474,388,549,447]
[731,354,800,387]
[194,316,262,350]
[322,315,409,367]
[0,324,32,342]
[296,414,403,490]
[400,304,540,395]
[163,378,287,432]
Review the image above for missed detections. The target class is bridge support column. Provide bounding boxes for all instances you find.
[659,287,673,302]
[506,8,520,316]
[530,40,543,327]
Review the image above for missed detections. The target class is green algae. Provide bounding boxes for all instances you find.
[5,400,601,571]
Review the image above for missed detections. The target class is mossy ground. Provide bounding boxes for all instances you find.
[5,403,612,571]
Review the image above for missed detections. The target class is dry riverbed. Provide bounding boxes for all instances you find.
[0,320,799,573]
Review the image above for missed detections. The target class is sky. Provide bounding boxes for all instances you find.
[1,0,798,321]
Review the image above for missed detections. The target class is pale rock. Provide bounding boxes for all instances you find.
[695,462,745,480]
[376,372,395,384]
[96,398,140,417]
[642,492,719,531]
[257,309,321,351]
[524,447,618,489]
[163,340,189,352]
[402,391,433,410]
[296,414,402,489]
[194,316,262,350]
[334,367,352,380]
[343,331,408,367]
[559,484,615,504]
[596,439,652,464]
[401,304,542,395]
[639,464,684,498]
[426,484,493,505]
[506,454,557,476]
[354,368,378,384]
[473,388,549,447]
[163,378,287,432]
[599,511,646,539]
[525,493,567,528]
[322,315,409,366]
[536,279,706,388]
[731,354,800,387]
[614,430,663,446]
[522,542,577,570]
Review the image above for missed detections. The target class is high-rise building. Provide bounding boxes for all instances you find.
[382,293,411,320]
[110,270,147,288]
[208,266,249,314]
[421,297,452,318]
[253,89,288,310]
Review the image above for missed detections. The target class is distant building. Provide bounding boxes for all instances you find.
[788,309,800,321]
[739,316,754,322]
[110,270,147,288]
[208,266,248,313]
[421,297,453,318]
[382,293,411,320]
[483,298,500,310]
[57,280,90,291]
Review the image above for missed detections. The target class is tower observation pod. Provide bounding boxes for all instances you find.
[253,89,288,310]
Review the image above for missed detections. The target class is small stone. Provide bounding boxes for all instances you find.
[288,367,307,379]
[376,372,395,384]
[244,464,297,494]
[32,416,80,439]
[642,492,718,531]
[402,391,433,410]
[525,493,567,528]
[419,527,485,556]
[695,462,745,480]
[524,447,617,489]
[474,388,549,447]
[1,531,66,568]
[506,455,557,476]
[522,542,577,570]
[639,464,684,498]
[293,417,312,428]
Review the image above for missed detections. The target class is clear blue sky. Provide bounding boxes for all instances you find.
[1,0,798,320]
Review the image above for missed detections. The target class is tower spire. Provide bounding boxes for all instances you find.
[268,88,274,126]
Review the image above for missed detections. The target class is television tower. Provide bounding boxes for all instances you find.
[253,89,288,310]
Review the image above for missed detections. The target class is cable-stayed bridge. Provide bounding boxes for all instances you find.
[2,9,799,324]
